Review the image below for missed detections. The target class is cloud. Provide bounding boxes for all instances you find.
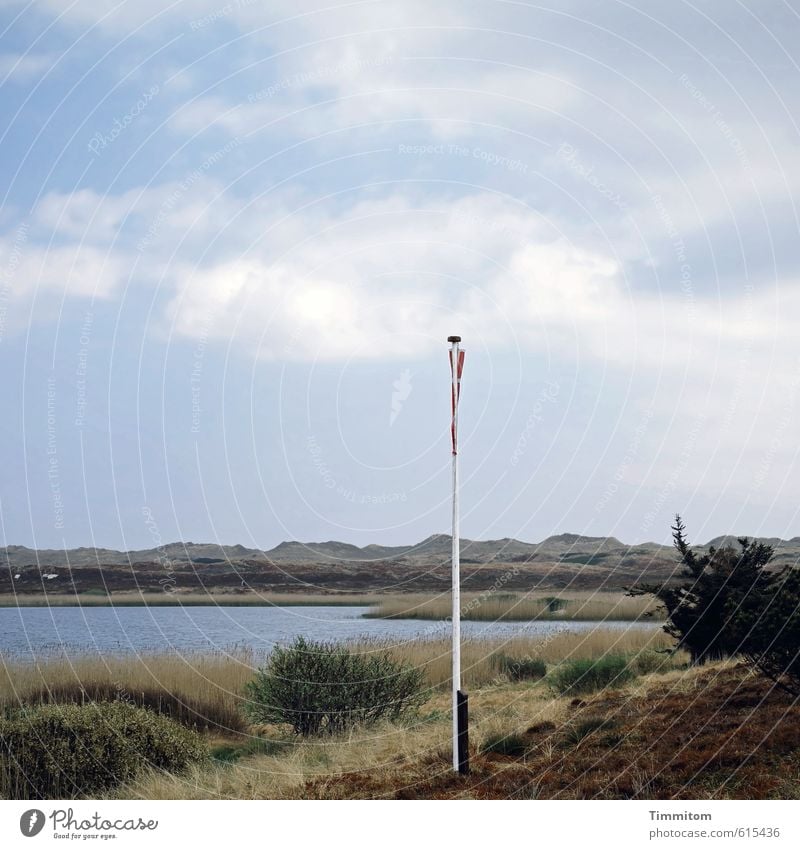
[17,181,799,376]
[0,52,55,81]
[152,188,792,378]
[1,239,127,300]
[171,63,580,141]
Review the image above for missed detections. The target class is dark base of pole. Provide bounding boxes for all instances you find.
[457,690,469,775]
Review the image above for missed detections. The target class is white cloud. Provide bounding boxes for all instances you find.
[34,188,143,242]
[23,182,797,377]
[153,188,792,378]
[0,52,55,81]
[0,228,127,340]
[6,242,126,299]
[172,63,579,140]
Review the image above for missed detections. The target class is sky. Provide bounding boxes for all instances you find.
[1,0,800,552]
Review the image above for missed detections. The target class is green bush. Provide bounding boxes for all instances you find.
[211,737,288,764]
[491,653,547,681]
[243,637,428,735]
[480,731,528,757]
[0,702,206,799]
[548,655,635,695]
[631,650,678,676]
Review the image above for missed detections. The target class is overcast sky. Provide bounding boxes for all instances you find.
[1,0,799,551]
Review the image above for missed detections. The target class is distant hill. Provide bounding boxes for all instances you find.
[2,532,796,595]
[2,533,664,569]
[5,531,799,569]
[705,535,800,550]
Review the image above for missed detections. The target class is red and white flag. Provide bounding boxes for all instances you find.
[449,348,465,455]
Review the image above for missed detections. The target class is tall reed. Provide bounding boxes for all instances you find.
[0,648,254,732]
[0,592,383,607]
[366,591,663,622]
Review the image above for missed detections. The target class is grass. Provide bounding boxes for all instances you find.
[0,592,384,607]
[294,661,800,800]
[0,628,677,720]
[345,627,677,691]
[0,648,254,733]
[365,591,664,622]
[0,590,663,620]
[548,655,636,695]
[563,717,619,746]
[480,731,528,757]
[0,627,699,800]
[490,654,547,681]
[211,737,290,764]
[113,658,800,800]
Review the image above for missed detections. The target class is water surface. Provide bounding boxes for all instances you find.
[0,605,656,660]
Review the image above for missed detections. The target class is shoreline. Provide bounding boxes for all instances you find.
[0,590,665,621]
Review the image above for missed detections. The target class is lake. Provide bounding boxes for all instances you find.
[0,605,657,660]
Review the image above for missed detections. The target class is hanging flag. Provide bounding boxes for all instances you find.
[449,347,465,455]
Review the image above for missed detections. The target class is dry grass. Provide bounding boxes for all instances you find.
[366,591,663,622]
[0,592,382,607]
[1,627,694,800]
[298,662,800,800]
[0,649,255,733]
[361,628,677,690]
[89,628,677,800]
[116,675,572,800]
[0,627,673,716]
[116,652,704,801]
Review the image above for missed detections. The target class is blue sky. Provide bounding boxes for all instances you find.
[1,0,800,551]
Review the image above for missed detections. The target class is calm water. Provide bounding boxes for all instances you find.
[0,606,656,660]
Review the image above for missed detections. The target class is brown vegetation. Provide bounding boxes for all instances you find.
[301,664,800,799]
[8,628,794,801]
[0,650,253,733]
[0,592,383,607]
[366,591,664,621]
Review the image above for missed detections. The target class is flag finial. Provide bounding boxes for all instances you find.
[447,335,461,343]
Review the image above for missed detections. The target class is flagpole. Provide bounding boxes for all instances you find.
[448,334,468,774]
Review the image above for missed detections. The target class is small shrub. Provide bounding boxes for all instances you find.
[631,650,675,676]
[564,717,618,746]
[491,654,547,681]
[419,709,447,724]
[243,637,428,735]
[0,702,205,799]
[480,731,528,757]
[211,737,288,764]
[548,655,635,695]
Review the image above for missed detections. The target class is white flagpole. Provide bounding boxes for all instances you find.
[448,334,464,773]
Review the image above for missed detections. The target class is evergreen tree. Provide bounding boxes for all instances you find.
[733,567,800,695]
[632,515,774,664]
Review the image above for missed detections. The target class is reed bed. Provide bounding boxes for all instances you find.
[0,592,382,608]
[0,627,675,719]
[361,628,678,690]
[366,591,664,622]
[0,648,255,732]
[1,627,684,799]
